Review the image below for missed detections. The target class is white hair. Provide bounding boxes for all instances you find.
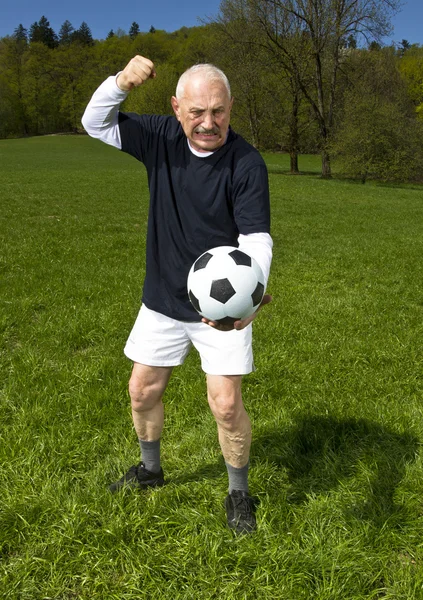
[175,64,231,99]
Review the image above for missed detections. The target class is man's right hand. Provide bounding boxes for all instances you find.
[117,56,156,92]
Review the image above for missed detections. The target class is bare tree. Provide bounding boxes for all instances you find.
[242,0,402,177]
[209,10,271,149]
[215,0,312,170]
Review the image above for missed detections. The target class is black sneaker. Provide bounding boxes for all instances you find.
[225,490,258,534]
[109,461,164,493]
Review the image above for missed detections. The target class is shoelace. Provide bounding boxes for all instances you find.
[234,495,255,519]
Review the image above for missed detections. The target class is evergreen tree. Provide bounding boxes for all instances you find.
[398,39,411,57]
[149,26,156,34]
[29,16,58,49]
[107,30,115,39]
[129,22,140,39]
[347,35,357,49]
[59,20,75,46]
[13,24,28,43]
[72,22,94,46]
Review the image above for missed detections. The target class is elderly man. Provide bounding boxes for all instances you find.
[82,56,272,534]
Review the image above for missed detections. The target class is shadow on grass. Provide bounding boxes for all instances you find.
[161,415,419,525]
[253,414,420,522]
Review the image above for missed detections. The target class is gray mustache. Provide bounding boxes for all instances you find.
[195,127,219,134]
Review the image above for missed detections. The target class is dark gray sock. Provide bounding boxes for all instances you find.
[139,439,161,474]
[225,461,249,494]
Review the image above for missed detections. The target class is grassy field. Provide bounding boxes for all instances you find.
[1,136,423,599]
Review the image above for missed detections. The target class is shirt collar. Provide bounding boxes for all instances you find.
[187,129,230,158]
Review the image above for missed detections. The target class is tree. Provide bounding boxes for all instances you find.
[0,36,30,136]
[94,33,133,80]
[107,30,115,39]
[398,44,423,109]
[346,35,357,49]
[331,48,423,182]
[129,22,140,39]
[234,0,402,177]
[13,24,28,43]
[23,42,62,134]
[58,20,75,46]
[211,6,288,154]
[72,22,94,46]
[53,43,96,132]
[217,34,275,150]
[131,29,173,64]
[168,25,216,71]
[213,0,316,167]
[29,16,58,49]
[398,39,411,56]
[123,63,177,116]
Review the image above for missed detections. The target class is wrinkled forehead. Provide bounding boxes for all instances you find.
[179,74,231,105]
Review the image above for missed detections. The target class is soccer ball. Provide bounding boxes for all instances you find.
[187,246,265,326]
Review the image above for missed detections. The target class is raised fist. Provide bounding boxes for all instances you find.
[117,56,156,92]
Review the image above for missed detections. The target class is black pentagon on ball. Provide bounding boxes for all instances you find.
[193,252,213,272]
[210,278,236,304]
[229,249,252,267]
[188,290,202,313]
[217,316,237,327]
[251,281,265,306]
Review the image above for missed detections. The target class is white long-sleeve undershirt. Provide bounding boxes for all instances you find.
[81,75,125,149]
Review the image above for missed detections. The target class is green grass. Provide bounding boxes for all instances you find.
[1,136,423,599]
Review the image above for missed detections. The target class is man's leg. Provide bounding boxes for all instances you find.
[207,374,257,533]
[129,362,173,442]
[109,362,173,492]
[206,374,251,473]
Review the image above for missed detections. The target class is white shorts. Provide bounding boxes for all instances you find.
[124,305,255,375]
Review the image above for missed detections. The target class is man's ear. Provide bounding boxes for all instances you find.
[171,96,180,120]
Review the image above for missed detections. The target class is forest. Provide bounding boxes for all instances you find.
[1,0,423,181]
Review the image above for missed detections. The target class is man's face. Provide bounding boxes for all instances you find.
[171,75,233,153]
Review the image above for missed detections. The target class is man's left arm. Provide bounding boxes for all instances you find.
[202,231,273,331]
[234,158,273,289]
[237,231,273,290]
[202,163,273,331]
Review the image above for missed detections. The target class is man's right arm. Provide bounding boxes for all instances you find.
[81,56,156,149]
[81,75,128,149]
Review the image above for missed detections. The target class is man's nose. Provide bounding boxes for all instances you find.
[202,112,214,129]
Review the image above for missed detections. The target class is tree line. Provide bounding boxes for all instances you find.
[1,2,423,182]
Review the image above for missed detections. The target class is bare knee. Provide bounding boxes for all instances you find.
[211,395,237,423]
[207,375,244,428]
[129,379,160,412]
[129,365,172,412]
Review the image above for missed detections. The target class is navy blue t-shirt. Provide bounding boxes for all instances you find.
[118,112,270,321]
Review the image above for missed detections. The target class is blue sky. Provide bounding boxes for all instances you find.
[0,0,222,39]
[382,0,423,45]
[1,0,422,45]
